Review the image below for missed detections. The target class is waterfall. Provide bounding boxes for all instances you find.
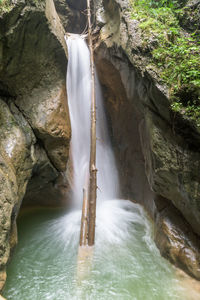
[66,34,119,207]
[3,34,191,300]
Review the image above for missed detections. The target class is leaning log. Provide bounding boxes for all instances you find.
[87,0,97,247]
[79,188,89,246]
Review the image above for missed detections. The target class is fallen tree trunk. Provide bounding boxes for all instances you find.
[79,187,89,246]
[79,0,97,249]
[87,0,97,247]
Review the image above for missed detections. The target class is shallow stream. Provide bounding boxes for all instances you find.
[2,34,196,300]
[3,200,189,300]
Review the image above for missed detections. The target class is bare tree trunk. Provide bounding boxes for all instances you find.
[77,0,96,283]
[79,187,89,246]
[87,0,97,247]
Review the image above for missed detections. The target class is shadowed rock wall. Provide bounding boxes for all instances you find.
[54,0,87,34]
[0,0,70,291]
[0,0,200,291]
[95,0,200,280]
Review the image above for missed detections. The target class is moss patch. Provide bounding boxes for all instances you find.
[130,0,200,126]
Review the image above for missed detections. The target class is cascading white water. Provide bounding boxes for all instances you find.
[66,34,119,206]
[4,34,194,300]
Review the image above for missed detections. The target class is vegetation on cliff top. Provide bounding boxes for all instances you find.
[130,0,200,126]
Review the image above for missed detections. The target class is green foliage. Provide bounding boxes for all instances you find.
[171,101,200,126]
[152,38,200,89]
[130,0,200,126]
[0,0,12,13]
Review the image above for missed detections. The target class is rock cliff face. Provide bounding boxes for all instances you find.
[0,98,35,290]
[0,0,70,290]
[94,0,200,280]
[0,0,200,292]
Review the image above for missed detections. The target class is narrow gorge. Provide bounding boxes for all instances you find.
[0,0,200,299]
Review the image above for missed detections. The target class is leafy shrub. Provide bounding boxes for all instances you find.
[130,0,200,126]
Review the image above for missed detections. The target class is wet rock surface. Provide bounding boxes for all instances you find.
[95,0,200,279]
[140,109,200,236]
[15,83,70,172]
[0,0,199,291]
[0,98,35,291]
[95,46,155,212]
[0,0,70,291]
[155,197,200,280]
